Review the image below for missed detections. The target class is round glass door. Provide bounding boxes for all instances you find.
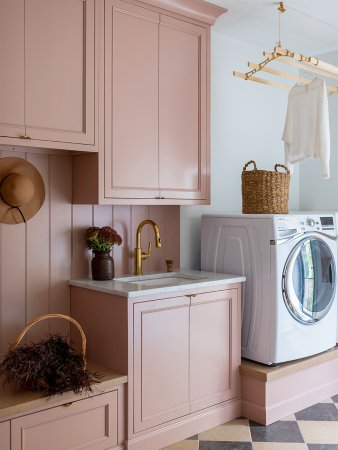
[282,237,336,324]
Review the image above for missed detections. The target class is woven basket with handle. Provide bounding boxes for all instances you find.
[0,313,99,396]
[12,313,87,367]
[241,160,290,214]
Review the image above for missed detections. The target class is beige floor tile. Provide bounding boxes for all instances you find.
[252,443,307,450]
[298,421,338,444]
[279,413,296,421]
[199,418,251,442]
[318,397,334,403]
[163,440,198,450]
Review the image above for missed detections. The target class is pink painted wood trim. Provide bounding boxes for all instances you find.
[49,155,72,336]
[0,151,27,355]
[11,390,119,450]
[71,205,93,280]
[0,136,99,152]
[25,153,50,342]
[126,400,241,450]
[135,0,226,25]
[0,421,10,450]
[0,0,98,152]
[0,0,25,138]
[113,206,133,275]
[158,16,207,201]
[70,287,129,375]
[190,289,239,413]
[241,354,338,425]
[25,0,95,145]
[72,154,99,204]
[104,0,160,200]
[133,296,191,432]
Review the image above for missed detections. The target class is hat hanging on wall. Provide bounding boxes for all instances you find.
[0,157,45,225]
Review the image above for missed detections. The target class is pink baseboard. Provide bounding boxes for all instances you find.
[126,399,241,450]
[241,347,338,425]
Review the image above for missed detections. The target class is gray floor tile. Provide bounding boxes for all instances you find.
[308,445,338,450]
[187,435,198,440]
[295,403,338,421]
[249,420,304,443]
[331,394,338,403]
[199,442,253,450]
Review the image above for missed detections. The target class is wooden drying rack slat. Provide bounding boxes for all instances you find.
[233,46,338,95]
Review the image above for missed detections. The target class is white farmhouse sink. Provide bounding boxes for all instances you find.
[115,272,207,289]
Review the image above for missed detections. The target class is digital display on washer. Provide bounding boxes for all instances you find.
[320,217,334,228]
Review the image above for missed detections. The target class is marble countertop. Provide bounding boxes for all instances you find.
[0,360,127,422]
[69,269,245,298]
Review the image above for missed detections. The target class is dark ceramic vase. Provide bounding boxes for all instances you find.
[91,250,114,280]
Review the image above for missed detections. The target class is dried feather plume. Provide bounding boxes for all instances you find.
[0,334,101,397]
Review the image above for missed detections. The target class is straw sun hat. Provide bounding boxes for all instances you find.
[0,157,45,224]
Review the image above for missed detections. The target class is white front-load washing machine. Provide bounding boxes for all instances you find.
[201,213,337,365]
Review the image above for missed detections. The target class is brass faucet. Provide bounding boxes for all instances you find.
[134,220,161,275]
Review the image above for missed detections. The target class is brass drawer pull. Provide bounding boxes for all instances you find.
[20,135,32,140]
[63,402,74,407]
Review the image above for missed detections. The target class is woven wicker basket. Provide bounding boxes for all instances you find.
[0,314,101,396]
[241,160,290,214]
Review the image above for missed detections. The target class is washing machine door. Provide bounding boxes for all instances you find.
[282,237,336,324]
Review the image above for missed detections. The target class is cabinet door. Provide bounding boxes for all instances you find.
[0,0,25,138]
[190,289,240,412]
[11,391,118,450]
[0,421,10,450]
[104,0,160,199]
[24,0,95,145]
[133,296,190,432]
[159,16,208,201]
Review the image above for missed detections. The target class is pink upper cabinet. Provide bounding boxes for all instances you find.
[104,0,209,202]
[0,0,25,139]
[71,0,226,205]
[159,16,207,200]
[104,0,160,199]
[0,0,97,152]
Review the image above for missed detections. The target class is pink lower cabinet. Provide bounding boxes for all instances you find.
[70,282,242,450]
[0,420,10,450]
[133,290,240,432]
[190,289,239,412]
[133,296,191,432]
[11,391,119,450]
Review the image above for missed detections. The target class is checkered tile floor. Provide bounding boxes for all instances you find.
[163,395,338,450]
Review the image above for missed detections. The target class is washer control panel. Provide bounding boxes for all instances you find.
[274,214,335,238]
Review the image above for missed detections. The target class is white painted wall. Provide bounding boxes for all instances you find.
[180,31,300,269]
[299,50,338,212]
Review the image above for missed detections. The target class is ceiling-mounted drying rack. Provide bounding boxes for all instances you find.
[233,2,338,95]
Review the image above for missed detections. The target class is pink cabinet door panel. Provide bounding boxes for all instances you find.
[0,420,10,450]
[24,0,95,145]
[104,0,160,199]
[11,391,118,450]
[133,296,191,432]
[0,0,25,138]
[190,289,239,412]
[159,16,207,200]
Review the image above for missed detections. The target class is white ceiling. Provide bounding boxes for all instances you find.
[205,0,338,55]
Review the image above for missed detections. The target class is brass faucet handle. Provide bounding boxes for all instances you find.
[141,242,151,260]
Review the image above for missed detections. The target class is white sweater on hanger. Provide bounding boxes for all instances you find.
[282,77,330,178]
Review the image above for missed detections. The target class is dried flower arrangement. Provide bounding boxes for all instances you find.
[0,335,101,397]
[86,226,122,252]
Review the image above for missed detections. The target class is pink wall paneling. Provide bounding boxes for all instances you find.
[0,149,180,358]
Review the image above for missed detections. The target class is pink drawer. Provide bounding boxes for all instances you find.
[11,390,119,450]
[0,420,10,450]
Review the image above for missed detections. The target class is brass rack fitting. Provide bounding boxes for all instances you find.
[278,2,286,13]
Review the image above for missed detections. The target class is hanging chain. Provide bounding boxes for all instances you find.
[277,2,286,47]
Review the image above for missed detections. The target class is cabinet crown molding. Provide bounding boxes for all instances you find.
[138,0,226,25]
